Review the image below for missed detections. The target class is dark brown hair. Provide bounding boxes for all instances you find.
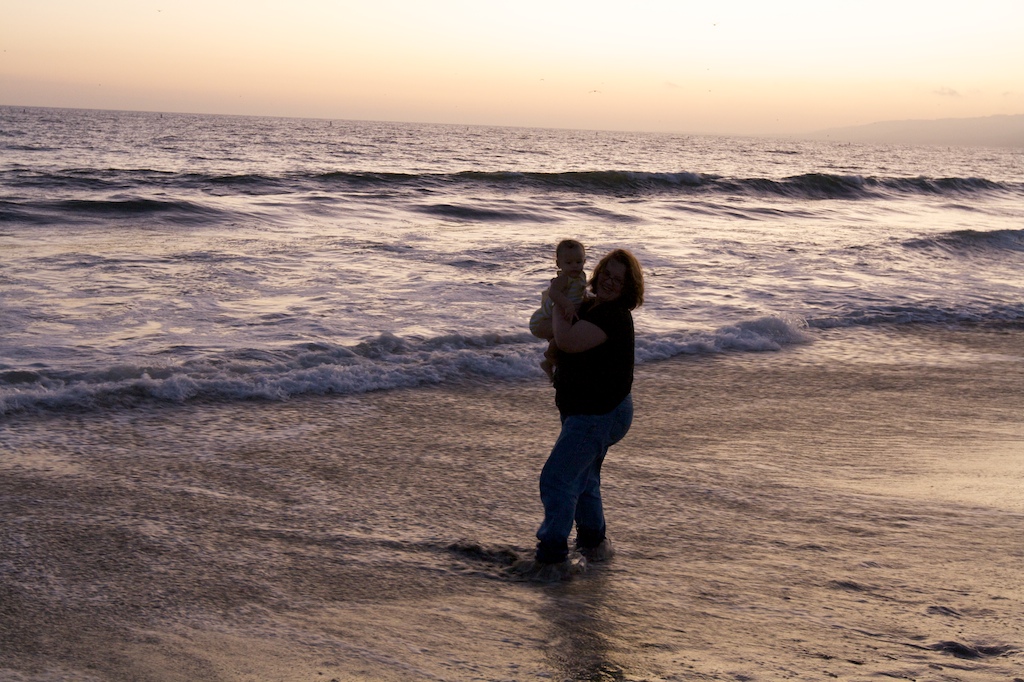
[590,248,644,310]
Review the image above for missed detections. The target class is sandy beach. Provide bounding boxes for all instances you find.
[2,325,1022,681]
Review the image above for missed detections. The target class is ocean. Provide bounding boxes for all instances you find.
[2,106,1023,413]
[1,106,1022,680]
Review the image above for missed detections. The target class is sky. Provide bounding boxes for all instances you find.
[2,0,1023,136]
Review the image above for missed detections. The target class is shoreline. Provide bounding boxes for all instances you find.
[2,324,1022,680]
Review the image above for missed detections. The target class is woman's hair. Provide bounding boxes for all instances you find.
[590,248,644,310]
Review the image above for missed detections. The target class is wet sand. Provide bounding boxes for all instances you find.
[1,326,1022,681]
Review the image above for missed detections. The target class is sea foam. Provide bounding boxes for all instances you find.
[0,320,816,414]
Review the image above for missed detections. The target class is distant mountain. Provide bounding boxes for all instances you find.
[808,114,1024,148]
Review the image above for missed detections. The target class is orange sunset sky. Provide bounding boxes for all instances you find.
[3,1,1022,135]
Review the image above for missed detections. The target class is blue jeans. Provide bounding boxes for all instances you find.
[535,395,633,564]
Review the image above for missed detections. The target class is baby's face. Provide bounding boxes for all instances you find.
[556,247,586,278]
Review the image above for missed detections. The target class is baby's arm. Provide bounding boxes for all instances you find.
[547,274,577,321]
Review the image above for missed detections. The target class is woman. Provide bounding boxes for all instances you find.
[512,249,644,581]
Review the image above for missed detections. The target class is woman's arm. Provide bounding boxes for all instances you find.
[552,301,608,353]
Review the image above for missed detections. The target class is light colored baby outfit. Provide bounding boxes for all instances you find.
[529,273,588,336]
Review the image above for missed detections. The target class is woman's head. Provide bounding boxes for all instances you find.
[590,249,644,309]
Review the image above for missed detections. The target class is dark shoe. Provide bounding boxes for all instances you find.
[507,554,586,582]
[577,538,614,563]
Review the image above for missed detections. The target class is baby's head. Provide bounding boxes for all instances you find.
[555,239,586,278]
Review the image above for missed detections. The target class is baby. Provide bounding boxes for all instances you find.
[529,239,589,378]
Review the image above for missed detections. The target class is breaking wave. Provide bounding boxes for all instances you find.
[903,228,1024,254]
[0,318,813,415]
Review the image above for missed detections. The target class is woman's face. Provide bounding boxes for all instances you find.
[595,259,627,303]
